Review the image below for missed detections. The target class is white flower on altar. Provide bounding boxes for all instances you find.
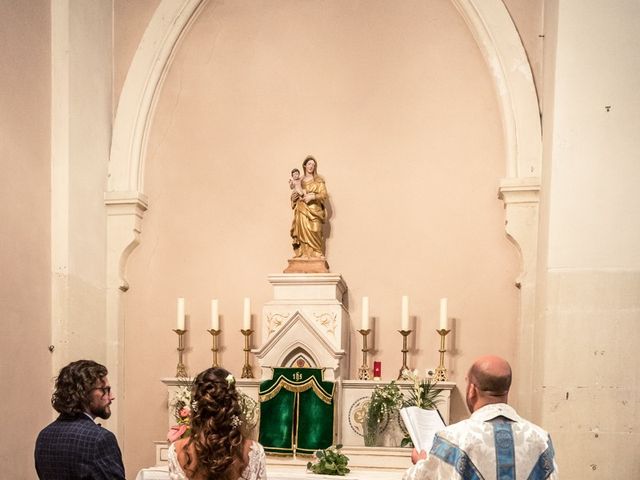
[173,385,191,405]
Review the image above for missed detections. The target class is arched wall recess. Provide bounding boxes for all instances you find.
[104,0,207,438]
[105,0,543,436]
[450,0,542,416]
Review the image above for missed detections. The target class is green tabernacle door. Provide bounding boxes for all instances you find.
[258,368,335,455]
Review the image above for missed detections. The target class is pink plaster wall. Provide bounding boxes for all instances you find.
[0,1,52,477]
[113,0,161,107]
[122,0,520,473]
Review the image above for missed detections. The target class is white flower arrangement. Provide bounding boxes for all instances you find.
[402,369,442,410]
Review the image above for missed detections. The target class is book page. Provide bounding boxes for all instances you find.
[400,406,446,452]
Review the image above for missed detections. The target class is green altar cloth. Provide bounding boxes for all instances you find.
[258,368,335,455]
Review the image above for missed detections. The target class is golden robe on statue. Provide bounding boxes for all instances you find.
[290,175,327,258]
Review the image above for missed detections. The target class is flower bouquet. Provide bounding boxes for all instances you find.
[364,381,404,447]
[167,385,192,443]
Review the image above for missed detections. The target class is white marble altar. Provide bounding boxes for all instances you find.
[256,274,350,381]
[153,273,456,477]
[137,464,410,480]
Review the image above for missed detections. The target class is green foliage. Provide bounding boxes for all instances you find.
[306,444,350,476]
[400,436,413,448]
[400,369,443,448]
[402,369,442,410]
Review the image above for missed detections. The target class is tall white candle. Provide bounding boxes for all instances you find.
[439,297,448,330]
[243,297,251,330]
[401,295,409,331]
[361,296,369,330]
[177,297,185,331]
[210,299,219,330]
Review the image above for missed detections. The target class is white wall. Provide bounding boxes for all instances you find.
[51,1,112,369]
[538,1,640,477]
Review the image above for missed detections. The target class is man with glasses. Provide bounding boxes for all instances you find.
[403,355,558,480]
[35,360,125,479]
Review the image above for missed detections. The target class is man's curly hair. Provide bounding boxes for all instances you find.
[183,367,247,480]
[51,360,108,415]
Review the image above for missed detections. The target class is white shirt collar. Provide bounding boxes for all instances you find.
[470,403,521,423]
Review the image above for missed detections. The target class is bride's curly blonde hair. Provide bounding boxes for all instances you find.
[184,367,247,480]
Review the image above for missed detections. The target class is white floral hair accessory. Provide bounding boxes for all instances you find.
[226,374,235,385]
[230,414,242,428]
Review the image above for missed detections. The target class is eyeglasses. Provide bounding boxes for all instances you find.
[91,386,112,396]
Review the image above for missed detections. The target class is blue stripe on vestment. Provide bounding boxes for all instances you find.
[490,418,516,480]
[430,434,484,480]
[527,437,556,480]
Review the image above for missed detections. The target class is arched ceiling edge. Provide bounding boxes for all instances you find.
[108,0,206,196]
[450,0,542,179]
[107,0,541,200]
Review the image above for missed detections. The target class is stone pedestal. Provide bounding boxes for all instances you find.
[255,274,350,381]
[283,257,330,273]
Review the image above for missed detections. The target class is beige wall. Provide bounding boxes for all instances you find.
[538,0,640,477]
[0,1,51,478]
[122,0,519,473]
[113,0,161,105]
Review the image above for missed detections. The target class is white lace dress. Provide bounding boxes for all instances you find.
[168,440,267,480]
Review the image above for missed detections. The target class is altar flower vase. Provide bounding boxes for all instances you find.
[363,419,382,447]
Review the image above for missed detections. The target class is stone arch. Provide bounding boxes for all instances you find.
[105,0,542,432]
[107,0,541,207]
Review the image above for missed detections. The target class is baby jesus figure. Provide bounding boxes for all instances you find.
[289,168,305,197]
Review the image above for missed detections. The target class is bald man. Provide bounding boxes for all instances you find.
[403,355,558,480]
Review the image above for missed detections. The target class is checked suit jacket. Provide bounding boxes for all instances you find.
[35,413,125,480]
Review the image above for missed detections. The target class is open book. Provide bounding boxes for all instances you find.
[400,406,446,452]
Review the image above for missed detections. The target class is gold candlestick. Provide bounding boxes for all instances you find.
[397,330,412,379]
[241,329,254,378]
[207,329,221,368]
[434,328,451,381]
[357,329,372,380]
[172,329,188,377]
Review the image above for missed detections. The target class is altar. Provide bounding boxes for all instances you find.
[137,463,416,480]
[144,273,454,479]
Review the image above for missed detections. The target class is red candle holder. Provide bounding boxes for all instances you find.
[373,361,382,379]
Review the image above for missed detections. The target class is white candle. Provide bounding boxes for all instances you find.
[361,296,369,330]
[177,297,185,331]
[243,297,251,330]
[401,295,409,331]
[439,297,448,330]
[210,299,219,330]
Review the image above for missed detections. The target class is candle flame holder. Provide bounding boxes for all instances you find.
[241,329,254,378]
[397,330,412,380]
[434,328,451,381]
[207,329,221,368]
[172,329,188,377]
[357,329,372,380]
